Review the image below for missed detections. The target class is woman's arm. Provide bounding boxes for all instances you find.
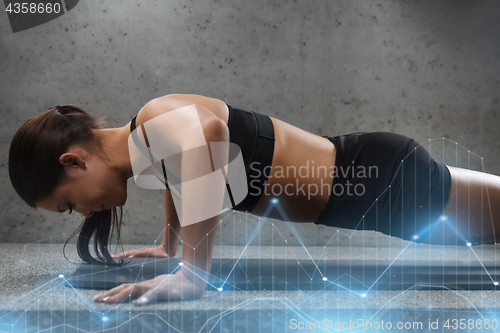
[112,189,180,258]
[162,187,182,256]
[95,97,229,303]
[114,94,227,258]
[175,118,229,292]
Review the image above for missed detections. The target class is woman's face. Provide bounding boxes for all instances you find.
[36,147,128,217]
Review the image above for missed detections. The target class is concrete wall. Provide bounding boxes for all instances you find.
[1,0,499,245]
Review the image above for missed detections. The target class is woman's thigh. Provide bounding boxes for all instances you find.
[424,166,500,245]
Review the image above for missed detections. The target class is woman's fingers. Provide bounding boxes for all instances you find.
[106,285,143,303]
[112,247,169,258]
[144,249,169,258]
[94,283,148,303]
[93,283,130,302]
[132,276,173,305]
[134,249,154,257]
[132,288,158,305]
[112,250,133,257]
[93,273,200,305]
[113,248,148,258]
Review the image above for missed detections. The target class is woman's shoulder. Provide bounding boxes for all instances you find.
[136,94,229,129]
[131,94,230,150]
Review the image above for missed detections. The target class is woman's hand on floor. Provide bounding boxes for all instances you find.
[112,244,171,258]
[93,269,205,304]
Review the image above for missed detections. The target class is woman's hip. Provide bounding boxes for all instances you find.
[314,132,452,242]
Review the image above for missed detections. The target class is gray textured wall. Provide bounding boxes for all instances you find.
[1,0,499,246]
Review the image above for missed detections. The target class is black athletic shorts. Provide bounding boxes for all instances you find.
[226,104,275,213]
[313,132,452,243]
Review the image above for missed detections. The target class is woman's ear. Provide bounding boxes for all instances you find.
[59,151,87,168]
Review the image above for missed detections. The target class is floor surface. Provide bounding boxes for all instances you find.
[1,243,500,332]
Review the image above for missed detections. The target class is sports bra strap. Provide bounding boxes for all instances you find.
[130,116,137,132]
[129,115,171,190]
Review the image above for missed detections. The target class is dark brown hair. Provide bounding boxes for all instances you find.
[9,105,128,266]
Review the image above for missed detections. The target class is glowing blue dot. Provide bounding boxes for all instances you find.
[271,198,278,204]
[412,235,419,240]
[466,242,472,247]
[102,316,109,322]
[59,274,64,278]
[218,287,223,291]
[361,293,367,297]
[322,277,327,281]
[440,215,447,221]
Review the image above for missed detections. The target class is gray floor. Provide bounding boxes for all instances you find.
[1,243,500,332]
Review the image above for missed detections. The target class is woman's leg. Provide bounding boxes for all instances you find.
[424,166,500,245]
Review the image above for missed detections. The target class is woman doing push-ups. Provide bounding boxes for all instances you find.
[9,94,500,304]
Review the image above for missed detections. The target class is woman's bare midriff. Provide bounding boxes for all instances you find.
[250,117,337,223]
